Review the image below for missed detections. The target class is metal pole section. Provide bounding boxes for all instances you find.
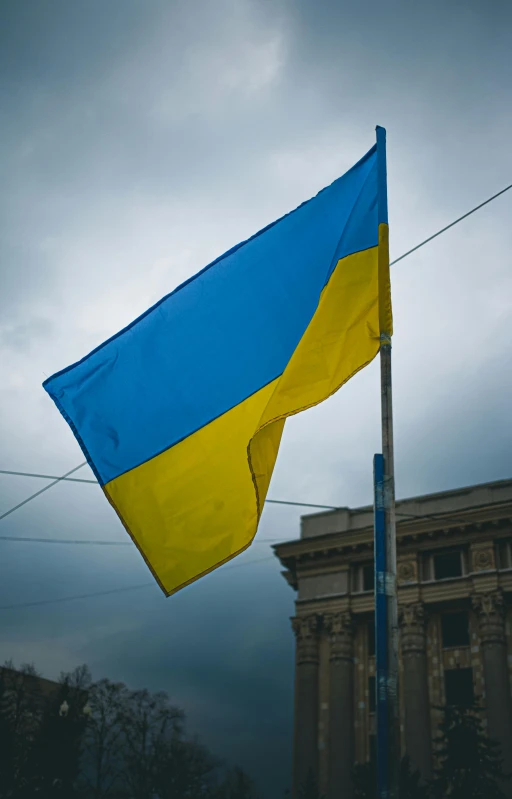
[375,125,399,799]
[380,336,400,799]
[373,453,389,799]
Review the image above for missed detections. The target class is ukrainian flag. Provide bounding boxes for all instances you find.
[44,127,391,596]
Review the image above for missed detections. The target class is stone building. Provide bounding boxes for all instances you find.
[273,478,512,798]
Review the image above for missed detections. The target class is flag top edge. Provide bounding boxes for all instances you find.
[42,142,377,391]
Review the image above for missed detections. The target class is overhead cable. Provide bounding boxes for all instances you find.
[1,180,511,524]
[0,555,276,611]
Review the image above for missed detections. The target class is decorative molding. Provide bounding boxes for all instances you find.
[399,602,426,628]
[324,611,354,662]
[398,602,427,655]
[291,614,321,664]
[472,590,506,646]
[471,544,496,573]
[472,590,504,619]
[397,558,418,585]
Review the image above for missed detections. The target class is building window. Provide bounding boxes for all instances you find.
[422,549,464,581]
[497,539,512,570]
[362,564,374,592]
[441,612,470,648]
[368,676,376,713]
[444,668,474,706]
[434,550,463,580]
[354,563,374,593]
[368,621,376,657]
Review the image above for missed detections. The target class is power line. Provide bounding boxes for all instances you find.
[0,583,154,611]
[1,179,510,526]
[1,490,509,606]
[389,182,512,266]
[0,469,96,485]
[0,555,276,611]
[0,507,501,550]
[1,488,505,606]
[0,535,132,546]
[0,533,281,547]
[265,499,338,510]
[0,468,338,516]
[0,463,87,522]
[1,468,509,543]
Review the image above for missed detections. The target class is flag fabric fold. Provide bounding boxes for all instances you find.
[44,130,391,596]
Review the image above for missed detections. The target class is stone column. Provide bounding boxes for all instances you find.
[325,611,354,799]
[472,591,512,779]
[399,603,432,780]
[292,614,321,796]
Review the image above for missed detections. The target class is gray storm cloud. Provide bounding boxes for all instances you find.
[1,1,511,795]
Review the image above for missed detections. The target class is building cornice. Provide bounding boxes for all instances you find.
[274,480,512,594]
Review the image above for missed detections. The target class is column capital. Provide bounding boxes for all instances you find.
[291,613,321,664]
[324,611,354,662]
[399,602,427,655]
[472,590,506,645]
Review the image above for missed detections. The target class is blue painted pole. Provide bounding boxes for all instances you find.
[374,453,389,799]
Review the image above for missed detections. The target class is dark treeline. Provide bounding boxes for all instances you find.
[0,661,260,799]
[2,661,509,799]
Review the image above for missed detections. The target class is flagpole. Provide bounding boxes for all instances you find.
[380,333,400,799]
[375,126,400,799]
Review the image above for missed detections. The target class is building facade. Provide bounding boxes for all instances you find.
[274,478,512,799]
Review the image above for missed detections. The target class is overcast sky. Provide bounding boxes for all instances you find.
[1,1,511,795]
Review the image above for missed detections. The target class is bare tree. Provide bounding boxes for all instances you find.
[153,734,220,799]
[81,679,129,799]
[60,664,92,696]
[118,688,184,799]
[0,663,259,799]
[0,661,43,795]
[215,765,260,799]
